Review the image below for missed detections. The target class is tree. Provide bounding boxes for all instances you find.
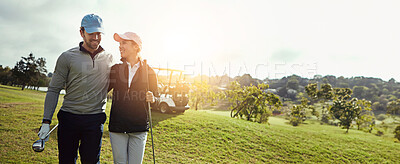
[305,83,333,121]
[330,88,353,132]
[277,86,288,98]
[387,99,400,115]
[330,98,357,133]
[305,83,317,99]
[289,97,313,126]
[189,82,216,110]
[224,81,282,123]
[372,95,389,111]
[353,99,374,130]
[352,86,367,99]
[372,102,385,111]
[330,88,373,133]
[333,88,352,100]
[289,105,305,126]
[12,53,47,90]
[31,57,47,90]
[12,60,27,88]
[0,66,12,85]
[305,83,333,103]
[287,76,299,91]
[318,83,334,101]
[224,81,244,111]
[266,92,282,112]
[235,74,260,87]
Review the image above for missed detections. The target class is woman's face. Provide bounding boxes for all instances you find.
[119,40,139,58]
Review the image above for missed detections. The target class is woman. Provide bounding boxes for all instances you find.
[108,32,158,164]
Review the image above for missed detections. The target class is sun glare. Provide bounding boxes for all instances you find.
[162,31,193,59]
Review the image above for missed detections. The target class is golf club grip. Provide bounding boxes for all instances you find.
[144,59,150,91]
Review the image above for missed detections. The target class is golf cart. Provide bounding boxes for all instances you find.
[153,67,190,113]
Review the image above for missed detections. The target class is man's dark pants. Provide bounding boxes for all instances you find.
[57,110,106,164]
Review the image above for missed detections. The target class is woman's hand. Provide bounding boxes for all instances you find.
[146,91,155,103]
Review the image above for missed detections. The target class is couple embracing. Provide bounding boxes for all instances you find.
[37,14,157,164]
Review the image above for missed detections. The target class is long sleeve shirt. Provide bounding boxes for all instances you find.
[43,43,113,122]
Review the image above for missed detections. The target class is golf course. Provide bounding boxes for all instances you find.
[0,84,399,163]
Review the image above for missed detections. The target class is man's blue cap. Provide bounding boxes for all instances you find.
[81,14,104,34]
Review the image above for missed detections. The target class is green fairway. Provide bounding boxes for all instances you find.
[0,85,399,163]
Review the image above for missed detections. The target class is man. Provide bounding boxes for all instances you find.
[37,14,113,164]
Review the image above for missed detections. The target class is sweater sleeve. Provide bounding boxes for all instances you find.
[148,66,159,108]
[147,66,158,96]
[43,53,69,123]
[108,65,116,92]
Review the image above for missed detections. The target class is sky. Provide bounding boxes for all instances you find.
[1,0,400,81]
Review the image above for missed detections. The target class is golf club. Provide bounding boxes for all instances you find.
[144,59,156,164]
[32,123,59,152]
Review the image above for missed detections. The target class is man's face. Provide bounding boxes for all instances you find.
[80,30,102,51]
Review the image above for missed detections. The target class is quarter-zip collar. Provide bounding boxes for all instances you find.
[79,41,104,59]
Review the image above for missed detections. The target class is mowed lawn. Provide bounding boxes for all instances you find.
[0,85,399,163]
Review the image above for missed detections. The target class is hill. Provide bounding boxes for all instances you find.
[0,85,399,163]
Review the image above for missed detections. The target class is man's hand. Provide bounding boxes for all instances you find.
[38,123,50,139]
[146,91,155,103]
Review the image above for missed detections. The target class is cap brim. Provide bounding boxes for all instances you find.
[114,33,131,42]
[85,27,104,34]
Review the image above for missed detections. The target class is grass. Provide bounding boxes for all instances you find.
[0,84,399,163]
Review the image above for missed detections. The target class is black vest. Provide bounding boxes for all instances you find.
[108,61,158,133]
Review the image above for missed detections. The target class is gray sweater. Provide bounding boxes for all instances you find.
[43,46,113,121]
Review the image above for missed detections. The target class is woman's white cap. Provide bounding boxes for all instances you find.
[114,32,142,50]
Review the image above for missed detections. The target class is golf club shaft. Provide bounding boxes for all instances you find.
[33,123,59,152]
[148,102,155,164]
[144,59,156,164]
[45,123,59,138]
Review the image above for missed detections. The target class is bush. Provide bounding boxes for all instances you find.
[376,114,388,121]
[321,114,330,124]
[394,125,400,141]
[376,130,384,136]
[290,117,301,126]
[257,112,271,124]
[289,105,306,126]
[225,82,282,124]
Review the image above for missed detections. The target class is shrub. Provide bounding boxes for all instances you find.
[321,114,330,124]
[225,82,282,124]
[376,114,388,121]
[290,117,302,126]
[376,130,384,136]
[394,125,400,141]
[289,98,311,126]
[257,112,271,124]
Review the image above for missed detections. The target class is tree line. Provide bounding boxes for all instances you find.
[263,74,400,113]
[190,73,400,116]
[195,73,400,114]
[189,73,400,140]
[0,53,49,90]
